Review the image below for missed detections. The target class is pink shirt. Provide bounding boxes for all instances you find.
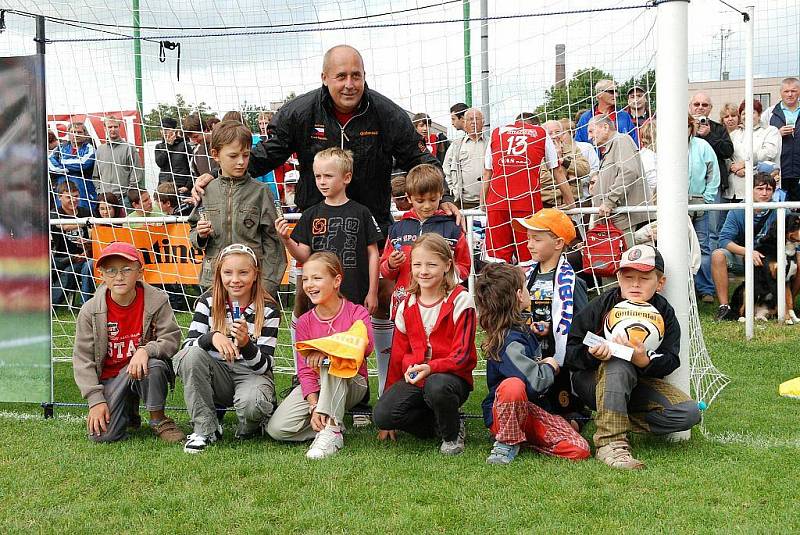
[295,299,374,398]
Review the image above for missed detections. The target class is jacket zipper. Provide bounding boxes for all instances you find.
[226,179,234,244]
[339,101,370,149]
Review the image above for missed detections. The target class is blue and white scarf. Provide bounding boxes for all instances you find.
[526,254,576,366]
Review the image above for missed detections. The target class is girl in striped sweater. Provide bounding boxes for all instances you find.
[175,243,280,453]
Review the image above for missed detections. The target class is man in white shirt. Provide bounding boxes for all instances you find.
[443,108,486,210]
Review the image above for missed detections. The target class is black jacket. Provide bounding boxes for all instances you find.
[564,288,681,379]
[154,137,193,191]
[701,119,734,190]
[770,105,800,183]
[249,84,444,231]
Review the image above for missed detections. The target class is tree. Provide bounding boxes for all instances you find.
[534,67,615,122]
[142,94,213,142]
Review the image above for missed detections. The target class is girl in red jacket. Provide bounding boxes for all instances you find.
[373,234,477,455]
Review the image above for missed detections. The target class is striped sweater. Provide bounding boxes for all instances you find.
[183,292,279,375]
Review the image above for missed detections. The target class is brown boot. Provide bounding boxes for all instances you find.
[596,440,645,470]
[152,417,185,444]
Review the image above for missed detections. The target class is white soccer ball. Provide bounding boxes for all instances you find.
[603,300,665,352]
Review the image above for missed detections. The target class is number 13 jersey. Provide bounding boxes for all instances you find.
[484,121,559,213]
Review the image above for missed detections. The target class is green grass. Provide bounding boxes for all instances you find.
[1,306,799,533]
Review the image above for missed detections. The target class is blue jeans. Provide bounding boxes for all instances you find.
[52,256,94,306]
[692,212,716,296]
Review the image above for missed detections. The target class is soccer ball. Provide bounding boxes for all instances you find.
[603,300,665,352]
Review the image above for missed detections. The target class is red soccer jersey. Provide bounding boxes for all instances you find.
[425,133,438,157]
[486,121,556,213]
[100,285,145,381]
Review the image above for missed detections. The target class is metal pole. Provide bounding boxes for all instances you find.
[36,15,54,412]
[778,208,786,321]
[133,0,145,143]
[744,6,754,339]
[479,0,490,127]
[655,0,690,440]
[463,0,472,107]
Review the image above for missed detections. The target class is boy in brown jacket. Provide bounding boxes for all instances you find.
[72,241,184,443]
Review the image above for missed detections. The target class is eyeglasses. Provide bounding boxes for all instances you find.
[100,266,139,277]
[692,102,711,108]
[602,89,617,95]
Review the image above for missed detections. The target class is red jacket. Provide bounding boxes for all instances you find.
[379,209,472,317]
[386,285,478,390]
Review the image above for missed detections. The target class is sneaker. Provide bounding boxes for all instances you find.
[352,413,372,428]
[183,431,217,454]
[151,417,184,444]
[700,294,715,304]
[595,440,645,470]
[440,419,466,455]
[714,304,732,322]
[486,440,520,465]
[306,424,344,460]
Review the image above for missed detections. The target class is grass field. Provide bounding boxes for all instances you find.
[1,305,799,533]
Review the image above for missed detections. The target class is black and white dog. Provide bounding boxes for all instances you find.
[730,214,800,323]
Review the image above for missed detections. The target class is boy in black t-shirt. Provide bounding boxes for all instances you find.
[51,180,94,306]
[276,147,383,318]
[513,208,588,422]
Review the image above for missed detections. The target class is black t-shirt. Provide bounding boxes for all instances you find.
[527,265,589,359]
[291,200,383,304]
[51,206,91,259]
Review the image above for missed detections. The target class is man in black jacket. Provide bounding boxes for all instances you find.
[193,45,458,235]
[770,77,800,200]
[154,117,193,194]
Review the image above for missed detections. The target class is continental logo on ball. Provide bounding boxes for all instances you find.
[606,308,665,332]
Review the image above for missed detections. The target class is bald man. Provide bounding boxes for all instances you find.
[443,107,485,209]
[194,44,454,236]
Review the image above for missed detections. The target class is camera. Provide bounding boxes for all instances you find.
[698,116,709,126]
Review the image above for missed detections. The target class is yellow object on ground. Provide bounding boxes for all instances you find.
[779,377,800,399]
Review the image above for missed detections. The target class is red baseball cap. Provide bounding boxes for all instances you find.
[97,241,145,268]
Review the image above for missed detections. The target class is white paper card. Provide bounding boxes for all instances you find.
[582,331,634,361]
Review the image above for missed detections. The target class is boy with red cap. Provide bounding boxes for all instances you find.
[564,244,701,469]
[72,241,184,443]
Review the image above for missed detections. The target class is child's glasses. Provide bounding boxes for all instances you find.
[100,267,139,277]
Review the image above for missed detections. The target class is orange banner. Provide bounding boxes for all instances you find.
[92,224,202,284]
[91,223,294,285]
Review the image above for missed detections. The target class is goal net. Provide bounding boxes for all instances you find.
[0,0,738,412]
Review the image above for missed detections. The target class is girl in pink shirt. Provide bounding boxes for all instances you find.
[266,252,373,459]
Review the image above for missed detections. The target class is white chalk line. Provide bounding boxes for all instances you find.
[700,427,800,448]
[0,335,50,350]
[0,410,84,424]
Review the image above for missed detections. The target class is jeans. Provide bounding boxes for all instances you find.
[692,212,716,296]
[51,256,94,306]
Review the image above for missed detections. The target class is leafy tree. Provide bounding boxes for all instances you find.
[142,94,213,141]
[534,67,615,122]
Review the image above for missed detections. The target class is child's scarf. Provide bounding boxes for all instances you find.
[527,254,576,366]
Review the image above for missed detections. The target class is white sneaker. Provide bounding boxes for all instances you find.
[440,419,466,455]
[183,432,217,454]
[306,424,344,460]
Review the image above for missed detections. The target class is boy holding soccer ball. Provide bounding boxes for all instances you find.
[564,244,701,469]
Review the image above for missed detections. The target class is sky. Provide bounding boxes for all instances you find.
[0,0,795,131]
